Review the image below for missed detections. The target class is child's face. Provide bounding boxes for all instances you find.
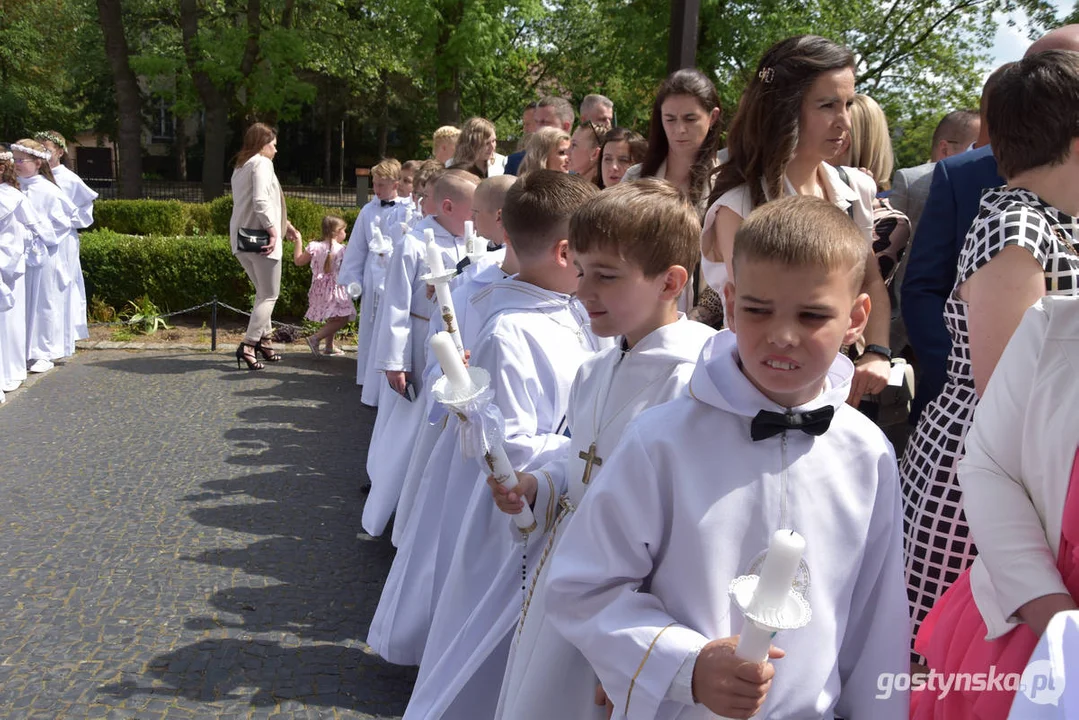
[546,140,571,173]
[601,140,633,188]
[373,176,399,201]
[420,183,437,216]
[472,197,501,241]
[42,141,61,168]
[575,248,681,346]
[439,189,476,234]
[13,151,39,178]
[796,68,855,165]
[333,226,346,242]
[399,171,415,198]
[724,258,869,408]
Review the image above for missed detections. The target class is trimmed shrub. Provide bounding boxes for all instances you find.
[208,195,233,235]
[80,229,324,319]
[94,200,188,236]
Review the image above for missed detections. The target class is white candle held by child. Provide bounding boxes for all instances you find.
[485,442,536,534]
[749,530,805,615]
[430,332,471,394]
[464,220,475,254]
[425,228,446,276]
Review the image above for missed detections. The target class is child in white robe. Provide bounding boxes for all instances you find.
[359,164,444,408]
[337,158,412,388]
[367,180,517,661]
[37,131,94,349]
[401,171,606,720]
[492,179,717,720]
[0,150,39,393]
[546,195,909,720]
[361,169,478,537]
[13,139,77,373]
[392,174,518,547]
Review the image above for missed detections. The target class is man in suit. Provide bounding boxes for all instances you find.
[891,110,980,235]
[901,24,1079,423]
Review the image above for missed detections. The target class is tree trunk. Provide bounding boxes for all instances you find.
[174,114,188,181]
[96,0,143,198]
[435,0,463,126]
[323,101,333,185]
[202,102,230,201]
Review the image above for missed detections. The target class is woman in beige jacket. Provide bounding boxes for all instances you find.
[229,123,297,369]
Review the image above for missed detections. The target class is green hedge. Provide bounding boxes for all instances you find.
[80,229,331,318]
[93,197,361,241]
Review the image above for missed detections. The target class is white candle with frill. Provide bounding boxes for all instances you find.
[428,331,536,534]
[424,230,465,358]
[463,220,476,255]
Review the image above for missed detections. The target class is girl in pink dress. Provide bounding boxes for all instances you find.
[293,215,356,356]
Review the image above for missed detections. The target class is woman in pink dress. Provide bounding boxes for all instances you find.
[293,215,356,356]
[912,296,1079,719]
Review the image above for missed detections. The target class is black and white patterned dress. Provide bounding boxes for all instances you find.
[901,187,1079,649]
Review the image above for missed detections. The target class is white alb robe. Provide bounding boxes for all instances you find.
[0,186,31,388]
[339,196,412,387]
[402,278,608,720]
[496,316,717,720]
[19,175,77,361]
[362,215,465,537]
[545,330,910,720]
[392,251,507,547]
[52,164,95,345]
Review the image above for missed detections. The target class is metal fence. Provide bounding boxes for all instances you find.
[85,179,364,207]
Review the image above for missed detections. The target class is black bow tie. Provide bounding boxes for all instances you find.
[381,199,396,207]
[750,407,835,441]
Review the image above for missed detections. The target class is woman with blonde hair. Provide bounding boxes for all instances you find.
[517,126,570,177]
[451,117,504,178]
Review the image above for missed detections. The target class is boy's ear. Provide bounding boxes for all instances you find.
[554,238,571,267]
[440,197,453,216]
[494,208,503,229]
[843,292,872,345]
[722,281,737,333]
[659,265,689,301]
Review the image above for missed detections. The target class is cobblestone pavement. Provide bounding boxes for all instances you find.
[0,349,416,719]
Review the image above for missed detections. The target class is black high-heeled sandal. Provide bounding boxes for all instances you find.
[255,339,282,362]
[235,342,265,370]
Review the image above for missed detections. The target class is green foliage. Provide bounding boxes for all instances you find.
[79,229,339,318]
[94,200,189,236]
[208,196,234,235]
[88,294,117,323]
[121,295,172,334]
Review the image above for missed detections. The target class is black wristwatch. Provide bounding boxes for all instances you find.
[863,344,892,361]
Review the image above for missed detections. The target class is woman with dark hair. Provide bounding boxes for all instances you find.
[229,122,298,370]
[702,34,893,403]
[622,68,721,212]
[597,127,646,189]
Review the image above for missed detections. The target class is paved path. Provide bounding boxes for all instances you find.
[0,349,416,719]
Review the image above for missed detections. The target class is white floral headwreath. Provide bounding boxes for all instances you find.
[0,151,12,162]
[34,131,65,150]
[11,144,51,161]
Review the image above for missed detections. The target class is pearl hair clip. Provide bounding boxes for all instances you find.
[758,67,776,84]
[11,144,51,161]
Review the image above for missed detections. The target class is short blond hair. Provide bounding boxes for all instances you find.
[570,179,700,277]
[432,168,481,204]
[732,195,867,289]
[433,126,461,144]
[848,94,894,192]
[372,158,402,180]
[475,175,517,211]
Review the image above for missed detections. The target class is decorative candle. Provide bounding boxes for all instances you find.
[430,332,471,394]
[425,229,445,276]
[486,441,536,532]
[748,530,805,616]
[464,220,475,254]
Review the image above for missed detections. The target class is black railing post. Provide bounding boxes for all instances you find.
[211,296,218,351]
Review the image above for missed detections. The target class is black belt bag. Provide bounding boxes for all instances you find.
[236,227,271,253]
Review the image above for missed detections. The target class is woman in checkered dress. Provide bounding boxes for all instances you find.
[901,50,1079,660]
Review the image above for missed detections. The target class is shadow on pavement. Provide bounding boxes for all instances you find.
[98,354,412,715]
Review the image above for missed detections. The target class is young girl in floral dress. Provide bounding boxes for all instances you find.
[294,215,356,356]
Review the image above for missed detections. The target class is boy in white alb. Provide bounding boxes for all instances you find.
[392,174,518,547]
[399,172,606,720]
[367,175,518,660]
[492,179,716,720]
[546,196,909,720]
[361,169,478,538]
[337,158,412,389]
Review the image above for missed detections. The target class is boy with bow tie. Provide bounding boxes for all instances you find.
[545,195,909,720]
